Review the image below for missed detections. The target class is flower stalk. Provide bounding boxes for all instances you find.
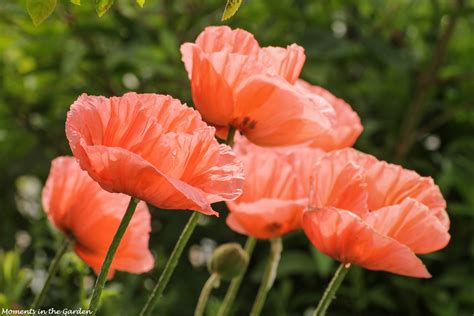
[194,273,220,316]
[217,237,257,316]
[88,196,140,315]
[312,263,350,316]
[249,238,282,316]
[226,126,237,147]
[30,238,71,309]
[140,211,202,316]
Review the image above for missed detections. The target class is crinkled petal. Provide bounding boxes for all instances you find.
[236,143,302,202]
[303,208,431,278]
[77,143,218,215]
[296,80,363,151]
[234,75,335,146]
[66,93,244,214]
[42,157,154,278]
[319,148,449,229]
[226,136,322,239]
[184,48,269,126]
[155,129,244,203]
[195,26,261,56]
[365,198,450,254]
[227,198,307,239]
[233,135,325,202]
[310,152,369,217]
[181,26,261,76]
[263,44,305,84]
[362,157,449,229]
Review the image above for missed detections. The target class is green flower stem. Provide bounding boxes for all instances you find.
[140,211,201,316]
[217,237,257,316]
[312,263,350,316]
[194,273,220,316]
[226,126,237,147]
[88,196,140,315]
[30,238,70,309]
[249,238,282,316]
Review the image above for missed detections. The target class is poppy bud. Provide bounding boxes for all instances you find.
[208,243,248,281]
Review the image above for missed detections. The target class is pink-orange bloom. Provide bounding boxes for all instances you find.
[295,80,363,151]
[66,92,244,216]
[226,136,324,239]
[180,26,335,146]
[42,157,154,278]
[302,148,450,278]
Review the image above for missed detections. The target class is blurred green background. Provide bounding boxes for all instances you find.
[1,0,473,315]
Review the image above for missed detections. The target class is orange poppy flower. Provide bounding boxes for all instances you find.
[180,26,335,146]
[226,136,324,239]
[42,156,154,278]
[295,79,363,151]
[303,148,450,278]
[66,92,244,216]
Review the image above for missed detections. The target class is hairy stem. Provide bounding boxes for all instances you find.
[140,212,202,316]
[312,263,350,316]
[30,238,70,309]
[249,238,282,316]
[226,125,237,147]
[88,197,140,315]
[194,273,220,316]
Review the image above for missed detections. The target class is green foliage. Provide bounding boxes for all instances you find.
[26,0,57,26]
[95,0,115,17]
[1,0,473,315]
[222,0,243,21]
[24,0,147,24]
[0,250,31,308]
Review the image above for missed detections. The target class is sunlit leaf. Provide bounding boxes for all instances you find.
[95,0,114,17]
[136,0,145,8]
[26,0,57,26]
[222,0,243,21]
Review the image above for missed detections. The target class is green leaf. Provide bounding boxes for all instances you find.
[71,0,81,5]
[26,0,57,26]
[136,0,145,8]
[222,0,243,21]
[95,0,114,17]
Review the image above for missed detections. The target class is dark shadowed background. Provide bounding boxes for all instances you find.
[1,0,473,315]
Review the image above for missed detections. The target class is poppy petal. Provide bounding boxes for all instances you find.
[182,26,261,74]
[156,129,244,203]
[42,157,154,278]
[195,26,261,56]
[234,75,335,146]
[66,93,244,214]
[365,198,450,254]
[296,80,363,151]
[310,152,369,217]
[362,158,449,229]
[263,44,305,84]
[317,148,449,229]
[302,208,431,278]
[77,143,218,215]
[42,157,100,232]
[187,49,267,126]
[74,201,154,279]
[227,198,307,239]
